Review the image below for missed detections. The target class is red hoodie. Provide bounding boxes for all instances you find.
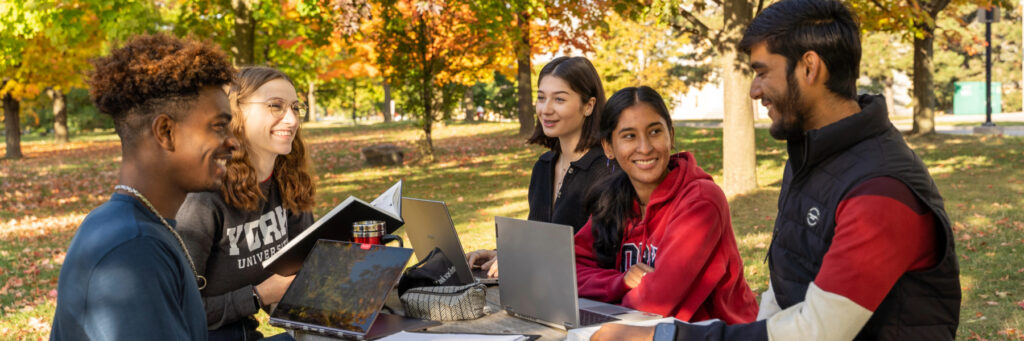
[574,152,758,324]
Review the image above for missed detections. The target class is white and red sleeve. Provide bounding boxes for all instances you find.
[764,176,939,340]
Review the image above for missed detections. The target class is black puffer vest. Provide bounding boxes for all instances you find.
[767,95,960,340]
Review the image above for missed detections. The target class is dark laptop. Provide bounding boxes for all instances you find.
[269,240,438,339]
[402,197,498,285]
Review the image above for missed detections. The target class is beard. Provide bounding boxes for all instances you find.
[768,72,808,141]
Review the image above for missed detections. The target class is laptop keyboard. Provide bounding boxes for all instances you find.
[579,309,620,326]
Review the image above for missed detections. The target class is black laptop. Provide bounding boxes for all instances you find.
[269,240,439,339]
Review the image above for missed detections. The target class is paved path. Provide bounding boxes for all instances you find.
[675,112,1024,137]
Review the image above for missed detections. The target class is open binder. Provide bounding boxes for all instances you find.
[262,181,403,275]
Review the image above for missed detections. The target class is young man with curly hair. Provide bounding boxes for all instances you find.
[51,34,237,340]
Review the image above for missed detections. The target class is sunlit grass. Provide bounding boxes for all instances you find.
[2,121,1023,339]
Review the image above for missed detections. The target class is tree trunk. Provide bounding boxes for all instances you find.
[306,81,316,122]
[463,86,474,121]
[883,76,895,116]
[382,80,393,122]
[48,88,68,144]
[515,10,535,137]
[231,0,255,65]
[3,91,23,159]
[421,77,435,159]
[440,85,453,121]
[720,0,757,196]
[351,78,358,121]
[418,19,435,159]
[351,79,358,125]
[911,32,936,135]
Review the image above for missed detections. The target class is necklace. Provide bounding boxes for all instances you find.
[553,149,586,195]
[115,185,207,290]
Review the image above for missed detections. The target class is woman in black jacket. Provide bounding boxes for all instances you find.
[467,56,612,277]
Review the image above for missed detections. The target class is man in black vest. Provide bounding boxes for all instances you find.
[590,0,960,340]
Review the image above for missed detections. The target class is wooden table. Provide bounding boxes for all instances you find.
[292,285,566,340]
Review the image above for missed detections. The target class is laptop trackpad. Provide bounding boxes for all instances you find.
[578,299,635,316]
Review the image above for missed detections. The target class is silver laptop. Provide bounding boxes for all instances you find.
[496,216,640,330]
[402,197,498,285]
[268,240,438,339]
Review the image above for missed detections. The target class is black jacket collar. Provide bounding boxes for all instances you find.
[538,146,605,170]
[787,94,892,174]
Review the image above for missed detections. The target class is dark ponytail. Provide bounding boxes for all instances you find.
[584,86,673,268]
[584,170,636,268]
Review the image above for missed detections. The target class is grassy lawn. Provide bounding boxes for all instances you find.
[1,120,1022,339]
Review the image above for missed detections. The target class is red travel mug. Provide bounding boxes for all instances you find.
[353,220,386,245]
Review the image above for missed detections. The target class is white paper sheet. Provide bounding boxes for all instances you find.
[371,180,403,219]
[564,317,729,341]
[378,331,528,341]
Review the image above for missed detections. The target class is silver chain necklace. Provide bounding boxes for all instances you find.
[115,185,207,290]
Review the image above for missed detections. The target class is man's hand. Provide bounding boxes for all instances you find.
[624,263,654,288]
[590,324,656,341]
[466,249,499,278]
[255,274,295,306]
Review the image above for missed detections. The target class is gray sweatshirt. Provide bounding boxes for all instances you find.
[175,178,313,330]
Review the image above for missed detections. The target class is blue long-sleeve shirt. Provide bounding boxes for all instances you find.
[51,193,207,340]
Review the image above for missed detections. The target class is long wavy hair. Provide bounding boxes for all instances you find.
[584,86,674,268]
[221,66,315,213]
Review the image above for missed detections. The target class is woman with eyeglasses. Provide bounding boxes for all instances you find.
[175,66,315,340]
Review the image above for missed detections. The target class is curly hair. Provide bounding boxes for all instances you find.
[88,33,234,149]
[221,67,315,213]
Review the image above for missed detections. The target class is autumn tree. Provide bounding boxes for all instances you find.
[1,0,157,157]
[177,0,373,122]
[650,0,760,196]
[2,1,52,159]
[373,0,511,159]
[848,0,1013,135]
[592,12,708,103]
[175,0,362,65]
[490,0,618,137]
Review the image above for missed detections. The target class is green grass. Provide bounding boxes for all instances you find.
[2,121,1022,339]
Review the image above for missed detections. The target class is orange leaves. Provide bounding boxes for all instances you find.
[319,40,380,80]
[0,80,42,101]
[277,36,305,49]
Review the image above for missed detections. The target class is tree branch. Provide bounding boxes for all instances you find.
[672,7,712,41]
[869,0,896,17]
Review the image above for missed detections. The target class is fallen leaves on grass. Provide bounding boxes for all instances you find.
[996,328,1023,340]
[1,140,121,220]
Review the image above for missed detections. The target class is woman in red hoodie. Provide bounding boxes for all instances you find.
[575,86,758,324]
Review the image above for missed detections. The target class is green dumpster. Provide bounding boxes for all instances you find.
[953,81,1001,115]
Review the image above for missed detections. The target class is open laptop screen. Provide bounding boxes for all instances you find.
[271,240,412,334]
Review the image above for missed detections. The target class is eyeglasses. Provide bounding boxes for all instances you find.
[239,99,308,119]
